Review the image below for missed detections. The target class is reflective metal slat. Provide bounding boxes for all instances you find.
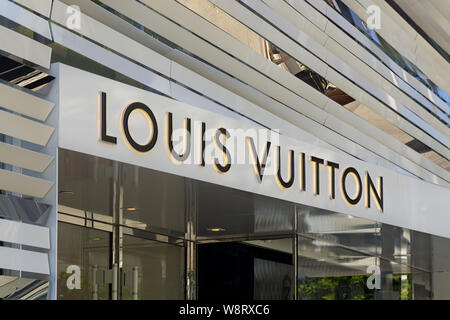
[0,82,54,121]
[0,109,54,146]
[0,142,54,173]
[51,1,447,185]
[340,0,450,95]
[0,219,50,249]
[212,0,450,157]
[0,1,52,39]
[0,194,50,225]
[0,169,53,198]
[264,0,450,129]
[51,0,172,77]
[13,0,52,18]
[138,0,449,182]
[0,25,51,69]
[0,246,49,275]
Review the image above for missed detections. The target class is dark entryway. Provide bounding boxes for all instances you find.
[197,241,294,300]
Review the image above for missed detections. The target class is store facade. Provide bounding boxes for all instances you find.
[0,0,449,300]
[54,64,450,300]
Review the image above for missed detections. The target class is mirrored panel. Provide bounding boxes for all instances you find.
[198,238,294,300]
[0,276,48,300]
[59,148,186,237]
[57,222,111,300]
[297,234,416,300]
[196,181,294,239]
[122,235,185,300]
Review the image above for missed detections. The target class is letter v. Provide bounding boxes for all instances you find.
[247,137,271,183]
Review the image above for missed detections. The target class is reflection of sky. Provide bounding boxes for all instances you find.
[436,87,450,108]
[333,0,450,109]
[368,29,381,46]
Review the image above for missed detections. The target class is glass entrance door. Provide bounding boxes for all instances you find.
[197,238,295,300]
[120,233,185,300]
[57,149,187,300]
[194,181,296,300]
[57,222,185,300]
[57,222,112,300]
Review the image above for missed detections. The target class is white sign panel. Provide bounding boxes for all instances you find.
[54,63,450,238]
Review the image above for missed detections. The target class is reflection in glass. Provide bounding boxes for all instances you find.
[56,148,450,300]
[59,149,186,236]
[297,234,413,300]
[198,239,294,300]
[122,235,185,300]
[196,181,294,238]
[57,222,111,300]
[0,276,49,300]
[325,0,449,107]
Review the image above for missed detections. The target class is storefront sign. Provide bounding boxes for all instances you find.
[99,91,384,212]
[54,64,450,238]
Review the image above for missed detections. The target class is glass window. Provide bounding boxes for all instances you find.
[59,149,186,236]
[57,222,111,300]
[197,239,294,300]
[122,235,185,300]
[196,181,294,238]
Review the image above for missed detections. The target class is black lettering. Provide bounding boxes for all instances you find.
[165,112,191,163]
[310,156,324,195]
[122,102,158,153]
[274,146,294,189]
[247,137,271,183]
[99,92,117,144]
[326,161,340,199]
[366,172,383,212]
[213,128,231,173]
[341,167,362,206]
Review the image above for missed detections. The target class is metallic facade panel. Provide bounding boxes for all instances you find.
[49,13,414,178]
[0,194,50,225]
[51,0,171,77]
[50,23,171,96]
[0,110,54,146]
[285,0,328,31]
[211,0,450,173]
[0,277,48,300]
[0,246,49,275]
[237,0,450,151]
[315,0,449,117]
[0,219,50,249]
[50,0,447,185]
[269,0,449,129]
[0,0,52,39]
[49,0,384,180]
[340,0,450,95]
[396,0,450,54]
[0,25,51,69]
[0,82,54,121]
[139,0,448,182]
[140,0,329,107]
[13,0,52,18]
[0,169,53,199]
[0,142,54,173]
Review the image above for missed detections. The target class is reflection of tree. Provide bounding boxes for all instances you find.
[59,270,85,300]
[298,274,411,300]
[299,275,373,300]
[393,274,411,300]
[58,268,109,300]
